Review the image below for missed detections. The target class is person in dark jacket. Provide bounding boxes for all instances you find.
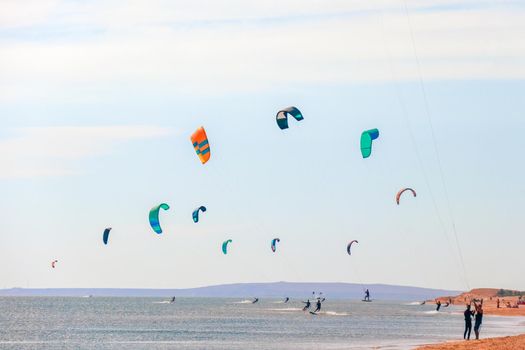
[463,304,474,340]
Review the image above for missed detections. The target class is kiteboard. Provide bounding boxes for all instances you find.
[309,311,318,315]
[361,299,372,302]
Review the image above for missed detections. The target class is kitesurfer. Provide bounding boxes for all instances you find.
[364,289,370,301]
[302,299,311,311]
[170,296,176,303]
[252,298,259,304]
[313,299,322,313]
[284,297,289,303]
[464,303,474,340]
[436,300,442,311]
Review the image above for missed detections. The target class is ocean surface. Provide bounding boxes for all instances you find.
[0,297,523,349]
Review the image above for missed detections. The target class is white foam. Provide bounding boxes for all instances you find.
[233,300,254,304]
[267,307,303,312]
[423,310,440,315]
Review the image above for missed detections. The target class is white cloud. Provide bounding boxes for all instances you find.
[0,126,173,179]
[0,1,524,102]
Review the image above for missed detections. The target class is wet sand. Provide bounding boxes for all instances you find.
[415,334,525,349]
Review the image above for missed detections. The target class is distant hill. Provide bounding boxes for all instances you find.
[0,282,460,301]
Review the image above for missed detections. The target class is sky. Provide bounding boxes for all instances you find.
[0,0,524,291]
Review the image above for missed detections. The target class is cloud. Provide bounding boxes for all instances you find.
[0,1,524,102]
[0,126,173,179]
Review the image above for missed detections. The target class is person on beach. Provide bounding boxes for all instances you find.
[364,289,370,301]
[497,298,500,308]
[473,299,483,339]
[463,304,474,340]
[436,300,441,311]
[313,299,322,313]
[302,299,311,311]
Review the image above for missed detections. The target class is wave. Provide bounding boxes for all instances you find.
[321,311,350,316]
[233,300,255,304]
[152,301,172,304]
[423,310,440,315]
[267,308,303,312]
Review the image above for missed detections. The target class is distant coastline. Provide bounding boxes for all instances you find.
[0,281,460,300]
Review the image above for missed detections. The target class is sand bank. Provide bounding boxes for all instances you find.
[415,334,525,349]
[434,288,525,317]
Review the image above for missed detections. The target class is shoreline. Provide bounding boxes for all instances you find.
[414,334,525,349]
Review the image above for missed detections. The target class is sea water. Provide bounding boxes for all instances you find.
[0,297,523,349]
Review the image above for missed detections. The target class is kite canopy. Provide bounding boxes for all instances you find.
[276,106,303,130]
[192,206,207,223]
[103,228,112,245]
[360,129,379,158]
[347,240,358,255]
[51,260,58,268]
[190,126,211,164]
[222,239,232,255]
[396,188,417,205]
[271,238,280,252]
[149,203,170,234]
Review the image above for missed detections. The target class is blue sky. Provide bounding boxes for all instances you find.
[1,0,524,291]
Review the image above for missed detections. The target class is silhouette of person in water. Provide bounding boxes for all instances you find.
[252,298,259,304]
[313,299,322,313]
[435,300,442,311]
[463,304,474,340]
[302,299,311,311]
[364,289,370,301]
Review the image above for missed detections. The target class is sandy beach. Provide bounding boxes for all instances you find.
[415,334,525,349]
[417,288,525,349]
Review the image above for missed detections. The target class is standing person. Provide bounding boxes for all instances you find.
[464,304,474,340]
[497,298,500,308]
[364,289,370,301]
[473,299,484,339]
[436,300,442,311]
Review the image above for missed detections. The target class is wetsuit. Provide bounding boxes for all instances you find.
[364,290,370,301]
[313,300,321,313]
[464,308,474,339]
[436,301,441,311]
[474,310,483,339]
[302,300,311,311]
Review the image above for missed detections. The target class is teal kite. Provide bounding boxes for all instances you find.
[276,106,303,130]
[222,239,232,255]
[192,206,207,223]
[360,129,379,158]
[271,238,280,252]
[103,228,111,245]
[149,203,170,234]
